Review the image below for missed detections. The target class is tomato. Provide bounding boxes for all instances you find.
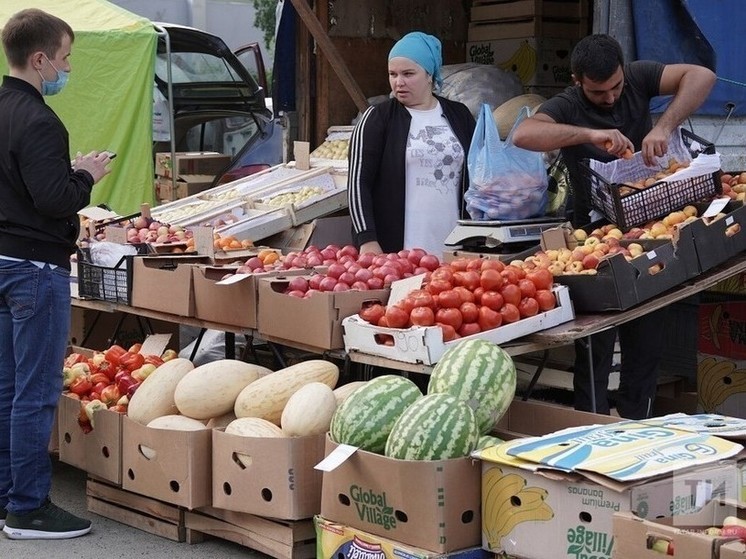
[500,283,522,307]
[409,289,435,309]
[385,305,410,328]
[480,268,504,291]
[103,345,127,367]
[359,303,385,325]
[453,286,476,304]
[500,303,521,324]
[481,259,505,272]
[436,323,458,342]
[478,305,503,331]
[527,268,553,291]
[377,315,390,327]
[518,297,540,318]
[435,307,463,331]
[459,301,479,323]
[465,258,483,271]
[449,258,470,272]
[453,270,480,291]
[418,254,440,271]
[472,286,485,305]
[410,306,435,326]
[504,264,526,280]
[458,322,481,337]
[480,290,504,311]
[437,289,461,309]
[425,278,452,295]
[396,296,415,314]
[431,266,454,283]
[500,267,520,285]
[536,289,557,311]
[518,278,537,299]
[120,351,145,372]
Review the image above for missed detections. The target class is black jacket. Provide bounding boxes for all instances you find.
[0,76,93,268]
[347,95,476,253]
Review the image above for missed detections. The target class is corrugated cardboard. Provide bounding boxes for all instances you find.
[319,436,481,553]
[121,415,212,509]
[130,255,208,316]
[155,151,230,179]
[212,429,325,520]
[686,201,746,273]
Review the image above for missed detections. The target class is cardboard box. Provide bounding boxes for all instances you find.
[257,277,389,350]
[157,175,216,202]
[696,352,746,415]
[467,19,587,42]
[466,36,576,90]
[121,415,212,509]
[477,421,743,558]
[470,0,590,22]
[57,393,123,485]
[212,429,325,520]
[315,516,491,559]
[319,436,481,553]
[130,255,208,316]
[613,499,745,559]
[69,307,180,351]
[686,201,746,273]
[155,151,230,180]
[699,295,746,361]
[341,285,574,365]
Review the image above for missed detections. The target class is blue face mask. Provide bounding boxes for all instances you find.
[38,55,69,96]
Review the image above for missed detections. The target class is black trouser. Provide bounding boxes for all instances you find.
[573,308,669,419]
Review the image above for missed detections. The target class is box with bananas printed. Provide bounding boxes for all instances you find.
[466,36,576,91]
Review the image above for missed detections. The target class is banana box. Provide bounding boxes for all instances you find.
[314,516,489,559]
[476,424,743,559]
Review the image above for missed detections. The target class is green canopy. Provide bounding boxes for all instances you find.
[0,0,157,215]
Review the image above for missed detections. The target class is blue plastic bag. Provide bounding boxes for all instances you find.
[466,103,548,220]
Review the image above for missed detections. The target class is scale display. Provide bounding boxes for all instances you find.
[445,218,565,248]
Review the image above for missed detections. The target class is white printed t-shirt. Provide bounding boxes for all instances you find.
[402,101,465,256]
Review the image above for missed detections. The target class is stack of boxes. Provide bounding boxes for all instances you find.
[465,0,591,98]
[154,151,231,203]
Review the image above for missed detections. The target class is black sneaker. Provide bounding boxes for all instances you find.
[2,499,91,539]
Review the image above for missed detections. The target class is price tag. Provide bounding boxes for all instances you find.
[314,444,358,471]
[703,197,730,218]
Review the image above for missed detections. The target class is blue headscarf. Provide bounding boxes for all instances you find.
[388,31,443,90]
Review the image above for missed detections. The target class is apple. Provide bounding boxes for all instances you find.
[582,254,600,270]
[286,276,309,294]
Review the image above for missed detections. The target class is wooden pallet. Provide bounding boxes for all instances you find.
[184,506,316,559]
[86,478,186,542]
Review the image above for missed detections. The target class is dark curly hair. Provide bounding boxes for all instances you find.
[571,34,624,83]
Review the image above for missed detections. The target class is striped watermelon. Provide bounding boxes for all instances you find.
[384,393,479,460]
[329,375,422,453]
[427,339,516,434]
[476,434,504,450]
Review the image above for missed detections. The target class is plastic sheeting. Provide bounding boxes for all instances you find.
[632,0,746,117]
[0,0,157,214]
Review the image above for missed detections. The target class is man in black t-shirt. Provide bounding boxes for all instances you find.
[512,34,715,419]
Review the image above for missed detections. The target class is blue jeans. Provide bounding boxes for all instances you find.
[0,259,71,514]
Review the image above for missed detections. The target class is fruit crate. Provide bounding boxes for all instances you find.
[580,128,721,230]
[76,247,139,305]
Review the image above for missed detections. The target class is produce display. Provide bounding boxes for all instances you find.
[310,138,349,160]
[617,156,688,197]
[256,185,325,207]
[721,171,746,201]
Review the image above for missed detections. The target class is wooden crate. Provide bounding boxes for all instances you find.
[471,0,589,21]
[468,17,588,41]
[185,506,316,559]
[86,478,186,542]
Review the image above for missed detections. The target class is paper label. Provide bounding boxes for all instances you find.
[314,444,358,472]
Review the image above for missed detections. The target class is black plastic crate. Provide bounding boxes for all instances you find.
[76,248,137,305]
[580,128,721,230]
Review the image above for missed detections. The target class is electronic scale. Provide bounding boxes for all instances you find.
[444,217,566,253]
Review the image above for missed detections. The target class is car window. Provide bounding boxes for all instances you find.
[182,115,261,157]
[154,52,241,84]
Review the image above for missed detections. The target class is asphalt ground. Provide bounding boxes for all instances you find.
[1,456,271,558]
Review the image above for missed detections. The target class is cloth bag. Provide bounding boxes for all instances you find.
[465,103,548,220]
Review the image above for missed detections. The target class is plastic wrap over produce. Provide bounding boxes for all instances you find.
[465,104,548,220]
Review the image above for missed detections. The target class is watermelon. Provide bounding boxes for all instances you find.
[427,339,516,434]
[329,375,422,453]
[384,393,479,460]
[476,434,504,450]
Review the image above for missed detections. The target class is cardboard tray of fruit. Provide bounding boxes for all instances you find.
[309,127,352,169]
[341,285,574,366]
[581,128,722,230]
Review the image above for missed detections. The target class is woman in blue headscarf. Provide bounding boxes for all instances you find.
[347,32,476,256]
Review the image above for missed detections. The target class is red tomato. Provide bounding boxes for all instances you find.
[410,306,435,326]
[518,297,540,318]
[459,301,479,323]
[481,259,505,272]
[480,268,504,291]
[500,303,521,324]
[465,258,483,271]
[500,283,522,307]
[500,267,520,286]
[453,286,476,304]
[431,266,454,283]
[456,270,480,291]
[527,268,553,291]
[504,264,526,280]
[385,305,410,328]
[437,289,461,309]
[418,254,440,271]
[536,289,557,311]
[478,305,503,331]
[435,308,463,331]
[480,290,504,311]
[458,322,481,337]
[472,286,485,305]
[409,289,436,309]
[425,279,452,295]
[377,316,390,327]
[450,258,470,272]
[359,303,385,325]
[396,297,415,314]
[518,278,537,299]
[436,323,458,342]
